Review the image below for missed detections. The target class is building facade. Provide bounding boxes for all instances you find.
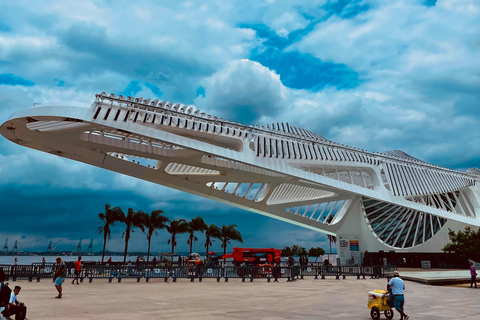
[2,93,479,264]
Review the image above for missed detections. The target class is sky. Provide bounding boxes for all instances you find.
[0,0,479,254]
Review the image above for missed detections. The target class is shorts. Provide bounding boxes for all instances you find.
[393,294,404,311]
[55,277,65,286]
[74,270,81,276]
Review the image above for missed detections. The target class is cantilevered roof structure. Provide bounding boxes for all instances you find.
[2,93,479,262]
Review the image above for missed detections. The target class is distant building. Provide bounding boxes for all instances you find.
[2,93,479,264]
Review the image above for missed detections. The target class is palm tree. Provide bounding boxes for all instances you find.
[119,208,147,263]
[186,216,208,254]
[97,204,124,263]
[166,219,188,253]
[204,223,221,255]
[145,210,170,262]
[219,224,244,259]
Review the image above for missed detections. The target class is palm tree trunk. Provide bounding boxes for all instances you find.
[102,233,107,263]
[147,234,152,263]
[123,231,130,263]
[223,239,227,263]
[171,235,175,253]
[206,239,209,256]
[189,235,193,254]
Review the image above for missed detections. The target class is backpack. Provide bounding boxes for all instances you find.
[0,283,12,308]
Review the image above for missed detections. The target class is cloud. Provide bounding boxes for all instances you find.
[194,59,289,124]
[269,11,310,38]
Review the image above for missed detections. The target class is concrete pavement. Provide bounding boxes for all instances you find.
[3,276,479,320]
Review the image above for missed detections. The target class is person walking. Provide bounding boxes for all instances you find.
[72,256,82,285]
[53,257,66,299]
[470,262,477,288]
[387,271,409,320]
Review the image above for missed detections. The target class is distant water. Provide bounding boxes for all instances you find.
[0,255,128,265]
[0,254,337,265]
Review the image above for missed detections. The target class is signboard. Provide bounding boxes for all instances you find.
[338,235,361,265]
[349,240,360,251]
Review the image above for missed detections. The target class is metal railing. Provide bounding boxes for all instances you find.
[0,264,397,283]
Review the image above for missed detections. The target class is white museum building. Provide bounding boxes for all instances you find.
[2,93,479,264]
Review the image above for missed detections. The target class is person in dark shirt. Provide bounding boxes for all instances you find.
[470,262,477,288]
[53,257,66,298]
[288,256,294,267]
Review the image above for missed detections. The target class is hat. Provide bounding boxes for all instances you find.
[393,270,399,276]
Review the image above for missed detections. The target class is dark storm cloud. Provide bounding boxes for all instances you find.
[0,180,324,252]
[56,22,213,82]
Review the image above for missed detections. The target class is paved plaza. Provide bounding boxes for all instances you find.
[3,274,479,320]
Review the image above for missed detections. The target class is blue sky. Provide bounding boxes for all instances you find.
[0,0,479,253]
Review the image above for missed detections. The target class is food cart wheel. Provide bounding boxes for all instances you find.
[385,309,394,319]
[370,307,380,320]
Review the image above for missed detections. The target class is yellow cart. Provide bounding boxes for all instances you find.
[367,290,394,320]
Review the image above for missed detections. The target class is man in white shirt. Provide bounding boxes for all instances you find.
[1,285,27,320]
[387,271,409,320]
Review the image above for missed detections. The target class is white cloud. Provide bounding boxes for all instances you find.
[270,11,310,37]
[194,59,289,124]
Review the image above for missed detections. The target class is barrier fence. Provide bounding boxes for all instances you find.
[0,263,397,283]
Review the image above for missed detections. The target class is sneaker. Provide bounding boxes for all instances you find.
[404,316,409,320]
